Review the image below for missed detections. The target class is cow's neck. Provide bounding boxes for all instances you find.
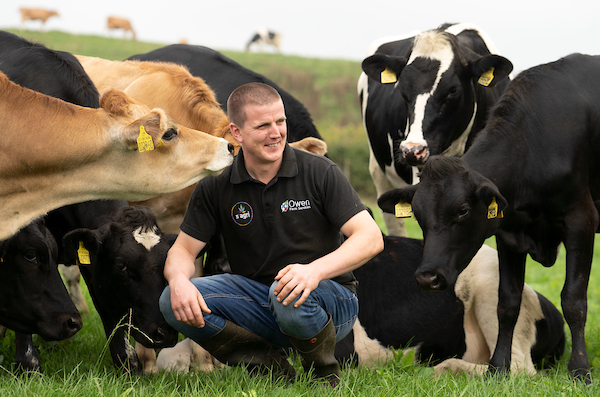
[441,103,477,158]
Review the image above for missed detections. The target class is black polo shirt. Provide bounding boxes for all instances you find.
[181,144,366,292]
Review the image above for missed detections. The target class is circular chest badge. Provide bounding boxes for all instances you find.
[231,202,253,226]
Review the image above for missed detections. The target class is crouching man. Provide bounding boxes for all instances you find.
[160,83,383,386]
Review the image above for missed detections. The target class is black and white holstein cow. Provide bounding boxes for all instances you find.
[378,53,600,382]
[349,236,565,376]
[246,28,281,52]
[62,206,179,374]
[359,23,512,236]
[0,220,82,372]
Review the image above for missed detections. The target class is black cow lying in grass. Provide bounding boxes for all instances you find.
[349,235,565,376]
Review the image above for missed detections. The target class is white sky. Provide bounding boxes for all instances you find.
[2,1,600,74]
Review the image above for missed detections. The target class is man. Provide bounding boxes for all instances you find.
[160,83,383,386]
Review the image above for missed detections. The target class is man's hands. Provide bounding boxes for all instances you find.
[169,276,211,328]
[273,264,321,308]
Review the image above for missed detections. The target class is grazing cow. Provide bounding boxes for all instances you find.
[358,23,512,236]
[377,53,600,382]
[62,206,179,374]
[0,219,82,371]
[107,16,136,40]
[125,44,323,145]
[349,236,565,375]
[0,71,234,240]
[246,28,281,52]
[19,8,59,31]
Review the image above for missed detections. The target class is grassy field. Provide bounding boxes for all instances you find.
[1,29,600,395]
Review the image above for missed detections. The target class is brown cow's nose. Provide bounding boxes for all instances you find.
[227,143,234,155]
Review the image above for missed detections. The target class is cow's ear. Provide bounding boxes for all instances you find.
[362,54,407,84]
[122,110,168,152]
[62,229,102,267]
[470,55,513,87]
[475,179,508,218]
[378,185,418,214]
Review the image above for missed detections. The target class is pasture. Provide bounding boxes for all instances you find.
[1,29,600,395]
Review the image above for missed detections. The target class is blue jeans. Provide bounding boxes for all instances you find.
[159,274,358,348]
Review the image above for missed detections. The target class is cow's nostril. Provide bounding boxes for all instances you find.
[227,143,234,155]
[415,271,447,291]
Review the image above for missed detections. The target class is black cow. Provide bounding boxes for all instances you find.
[378,53,600,382]
[359,23,512,236]
[62,206,179,374]
[350,236,564,375]
[0,30,99,107]
[0,220,82,371]
[126,44,322,144]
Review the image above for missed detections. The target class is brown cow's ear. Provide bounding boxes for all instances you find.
[123,111,166,151]
[100,89,137,116]
[289,137,327,156]
[362,54,408,84]
[378,185,418,214]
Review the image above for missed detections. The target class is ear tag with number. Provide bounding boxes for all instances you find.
[487,197,504,219]
[478,67,495,87]
[77,241,91,266]
[395,202,413,218]
[137,126,155,152]
[381,67,397,84]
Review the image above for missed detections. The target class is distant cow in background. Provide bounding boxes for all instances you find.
[246,28,281,52]
[107,16,136,40]
[19,8,59,31]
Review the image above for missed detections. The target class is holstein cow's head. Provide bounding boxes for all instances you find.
[362,29,512,166]
[62,206,178,350]
[378,156,507,290]
[0,220,82,340]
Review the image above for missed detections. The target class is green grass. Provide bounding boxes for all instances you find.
[2,28,600,395]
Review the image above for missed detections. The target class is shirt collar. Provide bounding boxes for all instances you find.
[230,143,298,184]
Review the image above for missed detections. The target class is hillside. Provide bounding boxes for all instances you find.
[3,29,375,197]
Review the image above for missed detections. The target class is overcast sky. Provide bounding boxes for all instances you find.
[2,1,600,74]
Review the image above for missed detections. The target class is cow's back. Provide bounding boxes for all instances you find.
[126,44,323,143]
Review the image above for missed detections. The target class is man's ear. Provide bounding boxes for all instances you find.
[229,123,243,144]
[378,184,418,214]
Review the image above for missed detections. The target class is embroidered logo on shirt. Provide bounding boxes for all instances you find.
[231,202,253,226]
[280,199,312,213]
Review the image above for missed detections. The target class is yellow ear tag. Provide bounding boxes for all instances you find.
[395,202,413,218]
[137,126,155,152]
[478,67,495,87]
[381,67,397,84]
[155,140,164,148]
[487,197,504,219]
[77,241,91,265]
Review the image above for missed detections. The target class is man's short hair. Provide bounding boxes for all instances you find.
[227,83,282,127]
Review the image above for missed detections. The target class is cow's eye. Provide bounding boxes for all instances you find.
[162,128,178,141]
[447,86,459,99]
[115,260,127,272]
[24,250,37,263]
[458,204,470,219]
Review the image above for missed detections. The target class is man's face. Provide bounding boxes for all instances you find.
[231,99,287,166]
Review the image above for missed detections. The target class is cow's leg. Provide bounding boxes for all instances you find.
[488,239,526,374]
[561,209,596,383]
[369,151,406,237]
[15,333,41,372]
[136,343,157,374]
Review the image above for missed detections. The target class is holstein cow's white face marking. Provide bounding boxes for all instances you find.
[401,32,456,161]
[133,226,161,251]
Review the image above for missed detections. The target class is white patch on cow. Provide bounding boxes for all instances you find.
[24,342,40,368]
[124,335,140,367]
[452,244,544,376]
[352,319,395,367]
[133,226,161,251]
[444,23,501,55]
[403,32,455,147]
[440,103,477,157]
